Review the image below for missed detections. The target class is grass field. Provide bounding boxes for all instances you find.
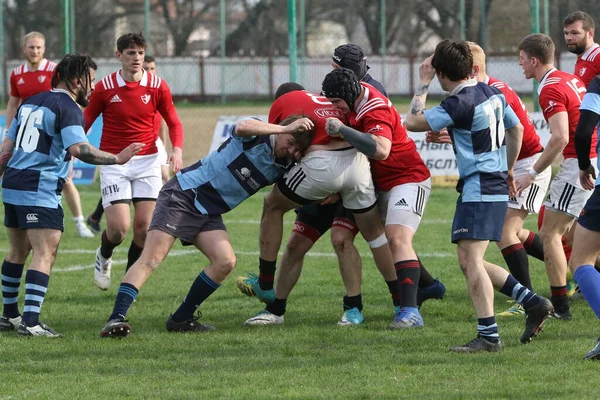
[1,182,600,399]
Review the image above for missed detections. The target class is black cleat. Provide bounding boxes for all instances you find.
[0,315,22,331]
[584,338,600,361]
[417,279,446,307]
[86,215,102,234]
[450,335,503,353]
[550,307,572,321]
[100,318,131,338]
[166,313,215,333]
[521,297,553,344]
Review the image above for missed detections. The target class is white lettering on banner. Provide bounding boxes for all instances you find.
[209,113,552,185]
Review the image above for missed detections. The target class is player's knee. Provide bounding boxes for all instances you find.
[285,234,312,258]
[331,231,354,254]
[214,255,237,276]
[387,234,412,254]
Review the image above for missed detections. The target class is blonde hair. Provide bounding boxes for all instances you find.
[22,32,45,47]
[467,41,486,74]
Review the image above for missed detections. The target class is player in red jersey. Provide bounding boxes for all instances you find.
[564,11,600,88]
[241,82,405,327]
[3,31,95,239]
[84,33,184,290]
[517,34,598,320]
[320,69,433,329]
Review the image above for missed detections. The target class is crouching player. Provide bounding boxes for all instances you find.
[99,115,314,337]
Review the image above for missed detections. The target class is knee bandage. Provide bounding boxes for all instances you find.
[368,233,388,249]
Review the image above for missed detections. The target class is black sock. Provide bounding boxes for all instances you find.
[172,270,221,322]
[550,286,569,312]
[90,198,104,222]
[100,231,122,259]
[266,298,287,316]
[395,260,420,308]
[2,260,25,318]
[385,280,401,307]
[501,243,533,290]
[126,242,144,272]
[523,231,544,261]
[417,257,435,288]
[258,258,276,290]
[343,294,363,311]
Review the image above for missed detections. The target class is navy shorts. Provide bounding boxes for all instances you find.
[578,186,600,232]
[4,203,64,231]
[149,178,226,246]
[451,197,507,243]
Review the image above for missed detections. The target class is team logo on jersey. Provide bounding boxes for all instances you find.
[110,94,122,103]
[367,124,384,134]
[17,77,25,85]
[234,167,259,190]
[240,167,251,178]
[314,108,343,118]
[141,94,151,104]
[580,67,587,77]
[544,101,556,113]
[38,76,46,83]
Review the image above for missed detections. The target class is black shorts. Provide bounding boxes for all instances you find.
[4,203,64,231]
[451,196,507,243]
[149,178,226,246]
[293,202,358,242]
[578,186,600,232]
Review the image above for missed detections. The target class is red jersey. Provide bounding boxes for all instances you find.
[84,70,183,156]
[538,68,597,159]
[487,77,542,160]
[349,83,430,191]
[575,43,600,88]
[153,112,162,138]
[268,90,345,146]
[9,59,56,100]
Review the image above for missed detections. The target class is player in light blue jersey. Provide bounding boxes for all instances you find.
[571,75,600,360]
[405,39,553,353]
[99,111,314,338]
[0,53,143,337]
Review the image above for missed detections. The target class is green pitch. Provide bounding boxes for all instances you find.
[0,184,598,399]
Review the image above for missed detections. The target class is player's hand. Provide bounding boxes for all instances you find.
[325,118,344,137]
[515,173,534,196]
[284,117,314,134]
[419,55,436,84]
[169,146,183,174]
[426,128,452,144]
[579,166,597,190]
[320,193,341,205]
[507,169,517,198]
[115,143,144,165]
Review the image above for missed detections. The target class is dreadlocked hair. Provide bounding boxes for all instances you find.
[52,53,98,92]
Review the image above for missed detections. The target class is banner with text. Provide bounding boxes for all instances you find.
[210,113,552,187]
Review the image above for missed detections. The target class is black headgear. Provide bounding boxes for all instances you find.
[321,68,362,109]
[332,44,369,80]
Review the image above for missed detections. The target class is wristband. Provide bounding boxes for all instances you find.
[528,167,539,178]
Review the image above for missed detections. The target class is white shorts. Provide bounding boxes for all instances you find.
[509,153,551,213]
[99,153,162,208]
[156,138,169,166]
[377,178,431,232]
[544,157,598,218]
[278,148,376,211]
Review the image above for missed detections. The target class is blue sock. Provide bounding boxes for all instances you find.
[499,274,539,309]
[477,316,499,343]
[172,270,221,322]
[22,269,50,327]
[2,260,24,318]
[109,283,139,321]
[574,265,600,318]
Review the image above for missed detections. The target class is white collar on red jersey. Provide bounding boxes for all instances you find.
[23,58,48,73]
[116,69,149,87]
[537,67,557,95]
[483,76,490,85]
[581,43,600,60]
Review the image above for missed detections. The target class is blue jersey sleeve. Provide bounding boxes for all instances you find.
[59,105,88,149]
[423,105,454,132]
[231,117,264,142]
[580,81,600,116]
[503,103,520,130]
[6,115,19,141]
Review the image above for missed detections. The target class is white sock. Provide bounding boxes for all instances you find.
[74,216,84,223]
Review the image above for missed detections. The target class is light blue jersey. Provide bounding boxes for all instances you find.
[424,80,519,202]
[176,129,290,215]
[580,76,600,186]
[2,89,89,207]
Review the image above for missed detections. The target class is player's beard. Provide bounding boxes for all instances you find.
[76,87,89,107]
[567,42,587,55]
